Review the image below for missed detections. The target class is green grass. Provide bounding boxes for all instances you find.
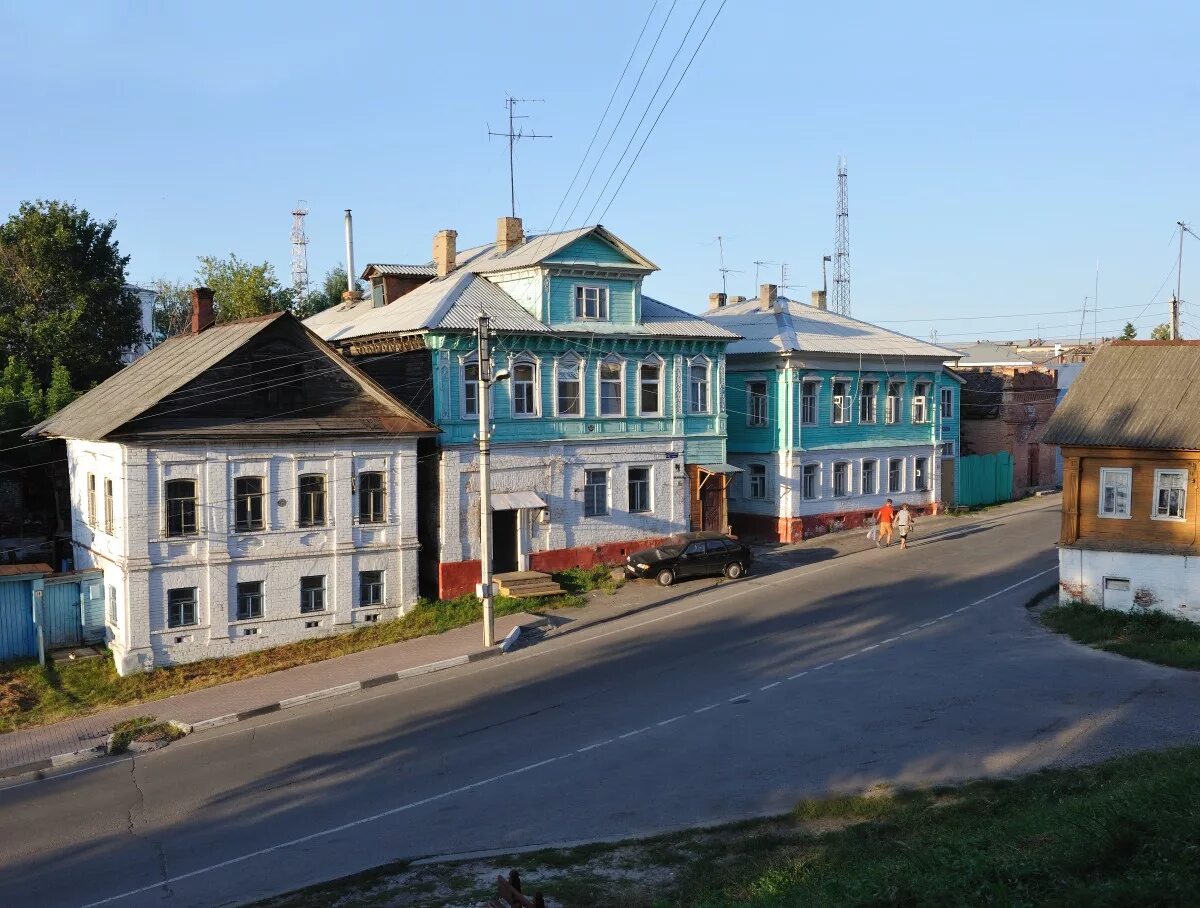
[255,746,1200,907]
[1042,600,1200,670]
[552,563,623,595]
[0,592,583,734]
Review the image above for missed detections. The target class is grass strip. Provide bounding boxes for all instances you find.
[1041,600,1200,670]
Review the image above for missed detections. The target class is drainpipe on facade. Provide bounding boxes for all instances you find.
[782,356,795,543]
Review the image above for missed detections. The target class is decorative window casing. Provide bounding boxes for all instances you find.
[688,358,711,414]
[165,479,198,537]
[234,476,265,532]
[599,355,624,416]
[300,575,326,613]
[556,353,583,417]
[167,587,198,628]
[639,356,663,416]
[912,382,930,423]
[886,382,903,424]
[627,467,651,513]
[86,474,97,528]
[298,474,327,528]
[584,469,609,517]
[462,358,480,419]
[360,570,385,605]
[832,381,852,425]
[833,462,850,498]
[748,463,768,500]
[862,459,878,495]
[358,471,385,524]
[1099,468,1132,518]
[103,478,114,535]
[747,380,768,427]
[888,458,904,493]
[574,285,609,320]
[236,581,263,620]
[511,356,538,418]
[1152,469,1187,521]
[860,381,878,424]
[802,463,819,500]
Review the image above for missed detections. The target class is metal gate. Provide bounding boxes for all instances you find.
[0,567,104,662]
[957,452,1014,507]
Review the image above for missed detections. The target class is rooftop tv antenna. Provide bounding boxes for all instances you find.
[488,96,552,219]
[717,235,742,296]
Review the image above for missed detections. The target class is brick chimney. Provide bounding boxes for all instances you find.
[433,229,457,277]
[191,287,215,334]
[759,283,779,312]
[708,292,727,311]
[811,290,828,310]
[496,216,524,253]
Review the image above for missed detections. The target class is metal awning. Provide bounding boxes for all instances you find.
[490,491,547,511]
[697,463,743,475]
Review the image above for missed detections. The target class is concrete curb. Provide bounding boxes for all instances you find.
[0,617,550,782]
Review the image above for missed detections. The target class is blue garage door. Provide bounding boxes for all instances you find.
[42,579,84,649]
[0,578,38,662]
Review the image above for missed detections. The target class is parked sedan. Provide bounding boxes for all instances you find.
[624,532,753,586]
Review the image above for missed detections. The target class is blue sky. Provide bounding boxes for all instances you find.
[2,0,1197,342]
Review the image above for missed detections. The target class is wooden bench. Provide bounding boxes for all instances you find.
[489,870,545,908]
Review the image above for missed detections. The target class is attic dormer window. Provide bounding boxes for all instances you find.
[574,285,609,320]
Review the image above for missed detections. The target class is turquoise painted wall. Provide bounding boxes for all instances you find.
[545,234,632,266]
[546,276,637,327]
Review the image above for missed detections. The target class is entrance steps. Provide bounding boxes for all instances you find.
[495,571,565,598]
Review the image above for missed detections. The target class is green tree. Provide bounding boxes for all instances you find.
[1151,323,1172,340]
[196,254,294,322]
[0,200,143,388]
[294,265,365,319]
[1120,322,1137,340]
[150,278,194,341]
[45,359,77,414]
[0,357,42,432]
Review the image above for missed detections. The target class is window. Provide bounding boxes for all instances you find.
[940,387,954,424]
[888,458,904,493]
[462,360,479,418]
[912,382,930,423]
[371,279,384,308]
[167,587,197,628]
[107,585,117,624]
[599,357,623,416]
[801,381,818,425]
[832,381,851,424]
[358,472,385,524]
[915,457,929,491]
[234,476,264,532]
[628,467,651,513]
[749,463,768,500]
[165,479,198,537]
[1099,468,1132,518]
[300,575,326,613]
[860,381,878,423]
[1153,469,1187,520]
[236,581,263,620]
[584,469,609,517]
[886,383,903,424]
[298,474,327,527]
[802,463,819,500]
[86,474,96,528]
[833,462,850,497]
[512,359,538,417]
[862,459,878,495]
[747,381,768,427]
[639,359,662,415]
[360,570,384,606]
[940,441,956,457]
[574,285,609,320]
[556,355,582,416]
[689,360,710,413]
[103,478,114,535]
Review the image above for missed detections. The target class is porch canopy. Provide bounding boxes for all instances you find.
[490,491,547,511]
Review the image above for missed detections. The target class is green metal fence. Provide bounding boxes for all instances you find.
[957,452,1014,507]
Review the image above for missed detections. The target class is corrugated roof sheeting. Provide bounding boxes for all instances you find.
[362,263,436,277]
[640,296,739,338]
[1043,342,1200,450]
[703,297,960,358]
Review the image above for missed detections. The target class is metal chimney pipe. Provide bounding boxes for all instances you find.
[344,209,356,296]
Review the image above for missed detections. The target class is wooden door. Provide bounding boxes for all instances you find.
[940,457,955,505]
[701,480,723,532]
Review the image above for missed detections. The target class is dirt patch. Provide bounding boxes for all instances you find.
[0,676,36,715]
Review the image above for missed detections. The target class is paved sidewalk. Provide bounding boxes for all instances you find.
[0,611,539,777]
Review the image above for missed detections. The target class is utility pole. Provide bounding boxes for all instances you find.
[488,97,551,219]
[476,312,495,647]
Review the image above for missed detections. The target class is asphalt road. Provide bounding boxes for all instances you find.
[5,499,1200,908]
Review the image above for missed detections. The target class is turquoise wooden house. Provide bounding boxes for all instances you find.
[307,219,739,596]
[702,286,963,542]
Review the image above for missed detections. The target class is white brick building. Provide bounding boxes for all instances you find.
[29,297,435,675]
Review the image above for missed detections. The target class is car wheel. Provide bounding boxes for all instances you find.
[724,562,744,580]
[656,568,675,587]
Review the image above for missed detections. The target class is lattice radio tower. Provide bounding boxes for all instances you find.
[832,157,851,316]
[291,201,310,298]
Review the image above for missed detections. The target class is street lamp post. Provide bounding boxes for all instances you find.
[476,312,510,647]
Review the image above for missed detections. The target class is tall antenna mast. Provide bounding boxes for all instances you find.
[290,200,309,298]
[718,235,729,296]
[753,259,776,287]
[488,97,551,219]
[832,156,851,316]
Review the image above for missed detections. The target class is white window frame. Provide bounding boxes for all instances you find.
[861,458,878,495]
[583,469,610,517]
[833,461,851,498]
[748,463,769,500]
[912,382,930,424]
[888,458,904,493]
[598,354,625,417]
[940,440,956,457]
[461,354,480,420]
[86,473,96,528]
[627,466,652,513]
[573,284,610,320]
[801,463,820,501]
[886,382,904,425]
[1151,468,1188,521]
[510,353,539,419]
[859,381,878,424]
[103,477,114,535]
[555,352,583,417]
[832,380,852,425]
[801,380,819,426]
[638,355,663,417]
[940,387,954,424]
[688,356,711,414]
[747,380,769,427]
[1098,467,1133,519]
[914,456,929,492]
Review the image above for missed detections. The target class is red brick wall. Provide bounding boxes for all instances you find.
[731,506,936,544]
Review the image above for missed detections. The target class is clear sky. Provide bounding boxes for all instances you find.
[3,0,1197,343]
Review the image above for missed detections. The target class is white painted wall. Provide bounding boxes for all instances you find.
[67,438,421,675]
[1058,547,1200,621]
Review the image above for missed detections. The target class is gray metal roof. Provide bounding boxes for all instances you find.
[952,342,1037,367]
[703,296,961,359]
[640,296,739,339]
[361,263,437,278]
[1042,341,1200,450]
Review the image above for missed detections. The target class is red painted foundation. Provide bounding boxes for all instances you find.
[732,504,939,544]
[438,559,482,600]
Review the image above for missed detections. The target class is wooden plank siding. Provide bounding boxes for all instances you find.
[1061,445,1200,553]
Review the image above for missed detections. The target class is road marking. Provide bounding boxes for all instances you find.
[955,606,970,613]
[919,620,937,628]
[837,653,857,661]
[760,681,782,691]
[693,703,721,714]
[657,715,685,726]
[813,662,834,671]
[787,671,808,681]
[0,756,131,793]
[618,726,654,740]
[860,644,880,653]
[577,739,613,753]
[729,694,750,702]
[938,613,954,620]
[879,636,900,645]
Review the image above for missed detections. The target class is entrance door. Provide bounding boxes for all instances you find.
[940,457,955,505]
[701,479,723,533]
[492,510,519,574]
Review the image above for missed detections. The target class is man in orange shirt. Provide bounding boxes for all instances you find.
[875,498,895,547]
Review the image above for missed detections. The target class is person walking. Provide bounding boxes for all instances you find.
[895,503,914,549]
[875,498,895,547]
